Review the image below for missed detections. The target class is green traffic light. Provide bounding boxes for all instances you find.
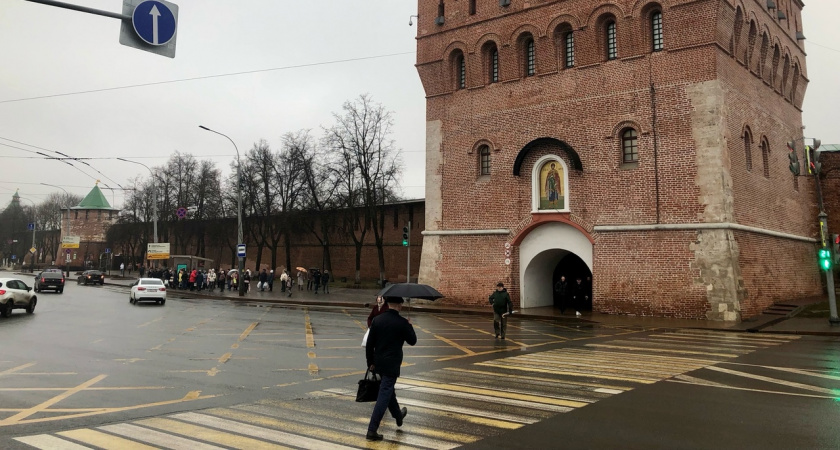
[402,240,408,246]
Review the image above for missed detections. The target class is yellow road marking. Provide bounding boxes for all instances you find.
[114,358,145,363]
[6,372,77,376]
[668,379,837,399]
[304,308,318,375]
[0,374,107,425]
[137,317,163,328]
[0,362,36,376]
[586,343,739,358]
[138,417,289,449]
[398,377,587,408]
[239,322,259,341]
[90,338,104,344]
[403,402,523,429]
[0,386,167,391]
[231,343,240,349]
[218,353,232,364]
[148,344,163,351]
[207,367,220,376]
[58,429,157,450]
[432,334,476,355]
[182,390,202,400]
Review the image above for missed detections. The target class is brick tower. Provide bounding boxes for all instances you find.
[415,0,818,320]
[63,183,120,270]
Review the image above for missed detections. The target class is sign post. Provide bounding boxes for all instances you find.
[147,242,171,262]
[120,0,179,58]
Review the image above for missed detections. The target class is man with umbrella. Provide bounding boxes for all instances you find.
[365,296,416,441]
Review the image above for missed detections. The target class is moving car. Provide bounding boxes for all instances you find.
[130,278,167,305]
[34,271,65,293]
[0,278,37,317]
[78,270,105,285]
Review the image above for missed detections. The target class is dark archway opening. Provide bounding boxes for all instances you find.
[552,253,592,311]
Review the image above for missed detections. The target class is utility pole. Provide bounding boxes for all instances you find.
[403,222,411,283]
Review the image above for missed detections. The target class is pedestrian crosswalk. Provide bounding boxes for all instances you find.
[13,330,799,449]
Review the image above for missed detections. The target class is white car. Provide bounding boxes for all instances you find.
[129,278,167,305]
[0,277,37,317]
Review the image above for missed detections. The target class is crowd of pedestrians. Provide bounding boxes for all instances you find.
[136,265,333,296]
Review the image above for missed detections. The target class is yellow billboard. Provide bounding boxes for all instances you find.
[147,243,170,260]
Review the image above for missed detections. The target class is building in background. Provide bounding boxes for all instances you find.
[62,183,120,270]
[415,0,818,320]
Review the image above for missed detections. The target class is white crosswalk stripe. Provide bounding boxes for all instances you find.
[13,330,800,449]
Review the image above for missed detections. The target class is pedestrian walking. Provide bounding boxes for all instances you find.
[313,269,321,294]
[231,271,238,291]
[189,269,197,291]
[268,269,275,292]
[364,296,416,441]
[367,295,389,327]
[286,275,293,297]
[322,269,330,293]
[217,269,225,291]
[280,270,289,292]
[488,282,513,339]
[243,269,251,293]
[195,270,205,292]
[569,276,588,317]
[259,269,268,292]
[297,270,304,291]
[554,275,569,313]
[208,269,217,292]
[120,262,125,277]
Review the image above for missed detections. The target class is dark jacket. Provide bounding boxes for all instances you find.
[365,309,417,377]
[554,280,568,296]
[259,271,267,283]
[489,288,513,315]
[569,281,589,299]
[367,302,390,328]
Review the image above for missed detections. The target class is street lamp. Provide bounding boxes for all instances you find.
[41,183,73,276]
[18,196,37,272]
[116,158,158,244]
[199,125,245,297]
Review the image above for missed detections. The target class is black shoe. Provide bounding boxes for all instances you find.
[396,407,407,427]
[495,334,499,339]
[366,431,383,441]
[501,336,506,340]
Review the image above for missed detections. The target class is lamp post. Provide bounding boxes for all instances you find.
[199,125,245,297]
[41,183,73,276]
[19,196,37,272]
[116,158,158,244]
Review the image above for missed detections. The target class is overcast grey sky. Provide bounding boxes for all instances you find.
[1,1,837,209]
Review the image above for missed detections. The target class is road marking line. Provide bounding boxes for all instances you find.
[0,372,77,376]
[405,374,598,404]
[239,322,259,341]
[218,353,232,364]
[432,334,475,355]
[99,423,226,450]
[0,362,36,376]
[721,362,840,381]
[585,343,739,358]
[0,374,106,425]
[398,378,588,408]
[137,417,290,449]
[667,379,836,399]
[443,367,632,391]
[476,361,656,383]
[174,412,359,449]
[304,309,318,375]
[705,366,840,395]
[137,317,163,328]
[209,408,397,450]
[13,434,92,449]
[0,386,167,392]
[57,429,157,450]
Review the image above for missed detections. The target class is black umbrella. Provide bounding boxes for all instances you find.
[377,283,444,300]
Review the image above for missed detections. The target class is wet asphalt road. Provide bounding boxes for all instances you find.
[2,278,840,449]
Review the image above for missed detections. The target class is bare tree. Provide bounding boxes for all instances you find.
[325,94,401,284]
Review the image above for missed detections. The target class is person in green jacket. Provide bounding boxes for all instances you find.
[488,282,513,339]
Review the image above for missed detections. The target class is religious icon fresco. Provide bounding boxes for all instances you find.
[539,160,564,210]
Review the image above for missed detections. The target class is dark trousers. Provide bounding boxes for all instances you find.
[493,312,507,337]
[368,374,401,434]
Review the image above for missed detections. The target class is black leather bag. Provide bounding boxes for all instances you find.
[356,369,381,402]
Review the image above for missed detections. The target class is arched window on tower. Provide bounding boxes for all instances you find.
[759,33,769,78]
[782,54,791,98]
[747,21,757,68]
[761,137,770,178]
[743,126,753,171]
[651,11,664,52]
[487,44,499,83]
[622,129,639,163]
[453,51,466,90]
[564,31,575,67]
[524,36,536,76]
[469,0,476,15]
[791,63,800,104]
[479,146,491,176]
[734,7,743,56]
[606,21,617,60]
[771,44,781,88]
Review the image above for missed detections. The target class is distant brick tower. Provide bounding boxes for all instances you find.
[64,183,120,269]
[415,0,817,320]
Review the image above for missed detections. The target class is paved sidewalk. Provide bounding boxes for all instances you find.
[46,272,840,337]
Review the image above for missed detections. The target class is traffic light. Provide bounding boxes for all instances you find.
[402,226,409,246]
[787,141,800,176]
[819,247,832,271]
[833,234,840,266]
[812,139,823,174]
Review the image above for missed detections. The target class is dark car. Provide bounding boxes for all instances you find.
[78,270,105,286]
[34,271,65,293]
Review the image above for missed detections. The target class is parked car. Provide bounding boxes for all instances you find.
[34,271,65,293]
[0,278,37,317]
[78,270,105,285]
[130,278,167,305]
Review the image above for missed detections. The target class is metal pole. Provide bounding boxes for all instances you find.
[23,0,130,20]
[814,171,839,324]
[407,221,411,284]
[200,125,245,297]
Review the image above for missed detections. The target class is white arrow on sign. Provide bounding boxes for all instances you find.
[150,4,161,45]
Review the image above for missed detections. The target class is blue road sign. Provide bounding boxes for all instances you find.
[27,223,34,231]
[105,248,111,254]
[236,244,246,258]
[132,1,177,46]
[11,255,16,260]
